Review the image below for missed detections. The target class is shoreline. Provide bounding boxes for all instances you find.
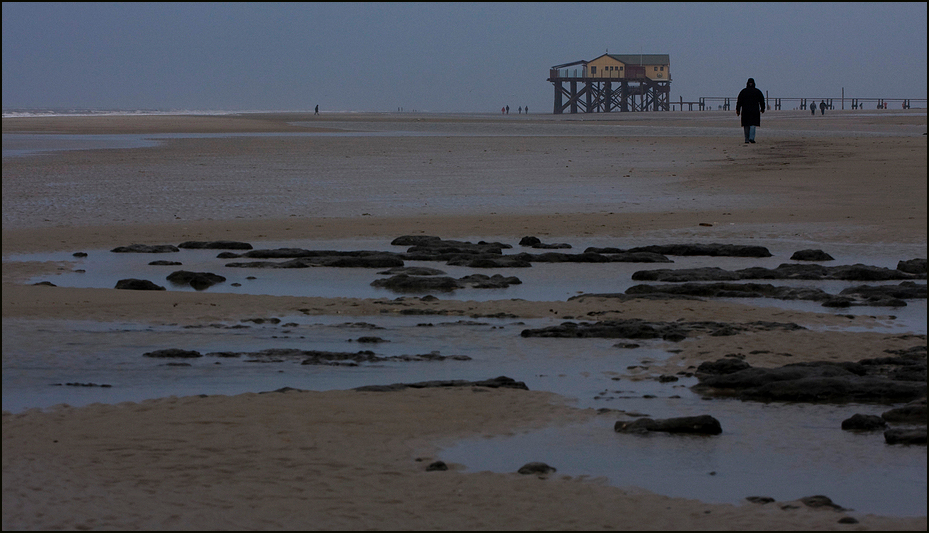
[3,113,926,530]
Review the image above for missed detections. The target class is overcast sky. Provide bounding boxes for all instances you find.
[3,2,927,113]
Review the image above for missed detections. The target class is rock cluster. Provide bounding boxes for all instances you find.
[520,319,804,342]
[631,262,926,282]
[143,347,470,366]
[692,348,926,404]
[353,375,528,392]
[622,281,925,307]
[614,415,722,435]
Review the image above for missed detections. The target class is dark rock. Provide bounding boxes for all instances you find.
[198,347,468,365]
[615,415,722,435]
[377,266,446,276]
[519,236,572,249]
[115,278,166,290]
[72,252,88,257]
[839,282,925,302]
[354,376,528,392]
[371,273,521,292]
[144,348,202,358]
[32,281,56,287]
[799,495,846,510]
[694,362,927,404]
[458,274,522,289]
[837,517,859,524]
[745,496,775,505]
[884,428,927,445]
[426,461,448,471]
[446,257,533,268]
[371,275,462,292]
[632,263,922,283]
[177,240,253,250]
[355,336,388,343]
[897,258,927,275]
[166,270,226,290]
[517,462,557,475]
[521,319,803,342]
[696,358,752,375]
[391,235,444,246]
[882,398,927,424]
[841,413,887,431]
[258,386,304,394]
[627,243,772,257]
[149,260,183,266]
[632,267,741,282]
[624,281,923,307]
[790,249,835,261]
[111,244,179,253]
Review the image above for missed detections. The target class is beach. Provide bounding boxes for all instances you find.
[2,110,927,530]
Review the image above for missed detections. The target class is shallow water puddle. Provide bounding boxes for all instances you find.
[439,399,928,517]
[10,236,927,330]
[4,236,925,517]
[1,315,682,413]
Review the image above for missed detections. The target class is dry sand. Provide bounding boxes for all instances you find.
[2,111,927,530]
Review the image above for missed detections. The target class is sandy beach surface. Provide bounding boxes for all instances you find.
[3,111,926,530]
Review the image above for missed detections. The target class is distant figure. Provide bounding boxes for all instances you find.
[525,105,528,114]
[502,107,505,114]
[315,105,319,115]
[819,100,826,115]
[735,77,765,144]
[506,105,510,114]
[518,106,522,114]
[810,100,816,115]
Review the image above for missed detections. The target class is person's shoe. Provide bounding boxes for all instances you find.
[749,140,756,143]
[744,141,750,143]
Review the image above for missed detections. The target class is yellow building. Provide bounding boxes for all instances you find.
[586,54,670,81]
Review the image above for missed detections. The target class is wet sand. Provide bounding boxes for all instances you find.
[2,111,927,530]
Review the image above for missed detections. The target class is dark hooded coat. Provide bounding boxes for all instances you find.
[736,78,765,127]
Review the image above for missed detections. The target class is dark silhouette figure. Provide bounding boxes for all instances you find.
[525,105,528,114]
[811,100,816,115]
[819,100,826,115]
[735,78,765,144]
[315,105,319,115]
[506,105,509,114]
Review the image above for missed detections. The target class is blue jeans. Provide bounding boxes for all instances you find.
[743,125,756,142]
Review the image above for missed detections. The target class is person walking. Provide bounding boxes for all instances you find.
[819,100,826,115]
[735,78,765,144]
[315,105,319,115]
[810,99,816,115]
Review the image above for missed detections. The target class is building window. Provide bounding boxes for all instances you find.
[591,66,597,75]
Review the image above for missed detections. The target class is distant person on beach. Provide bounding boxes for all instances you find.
[506,105,509,114]
[735,77,765,144]
[525,105,528,114]
[810,100,816,115]
[819,100,826,115]
[315,105,319,115]
[518,106,522,114]
[502,107,505,114]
